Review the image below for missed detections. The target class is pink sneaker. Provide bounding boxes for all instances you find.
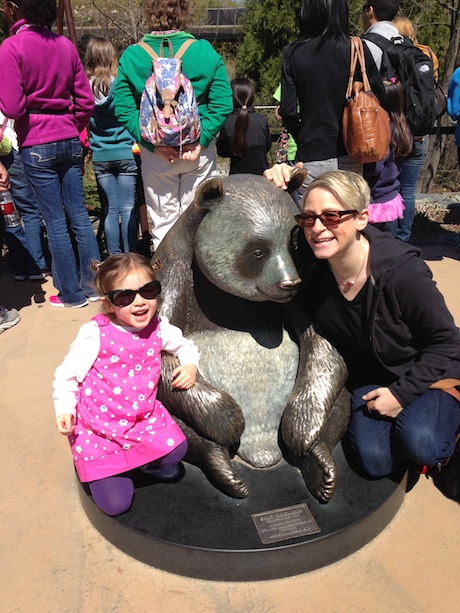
[49,295,88,308]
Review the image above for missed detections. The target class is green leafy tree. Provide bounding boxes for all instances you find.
[236,0,300,101]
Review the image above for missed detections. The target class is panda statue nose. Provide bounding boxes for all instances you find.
[279,277,302,289]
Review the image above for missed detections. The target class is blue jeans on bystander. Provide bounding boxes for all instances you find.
[8,148,48,273]
[93,159,138,254]
[21,138,101,305]
[0,214,35,277]
[387,136,429,241]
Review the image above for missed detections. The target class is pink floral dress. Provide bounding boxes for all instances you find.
[69,313,185,482]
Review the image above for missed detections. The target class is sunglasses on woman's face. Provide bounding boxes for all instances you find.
[106,280,161,307]
[295,210,358,228]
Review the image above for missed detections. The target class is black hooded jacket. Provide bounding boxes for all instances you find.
[297,224,460,406]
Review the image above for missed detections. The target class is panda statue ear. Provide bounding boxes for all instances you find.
[194,178,224,211]
[287,167,308,195]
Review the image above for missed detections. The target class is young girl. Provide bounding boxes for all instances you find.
[363,78,412,234]
[53,253,199,516]
[217,77,271,175]
[85,37,138,254]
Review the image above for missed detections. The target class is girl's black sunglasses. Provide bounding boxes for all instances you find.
[106,280,161,307]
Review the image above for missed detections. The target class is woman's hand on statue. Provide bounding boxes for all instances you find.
[263,162,303,190]
[172,364,198,389]
[56,413,76,436]
[362,387,403,419]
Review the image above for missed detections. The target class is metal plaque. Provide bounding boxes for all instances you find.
[252,503,320,545]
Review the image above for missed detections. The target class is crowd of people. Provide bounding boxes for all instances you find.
[0,0,459,512]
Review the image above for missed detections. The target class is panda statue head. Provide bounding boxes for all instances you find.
[193,172,306,303]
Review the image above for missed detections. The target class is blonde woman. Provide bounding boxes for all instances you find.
[264,165,460,491]
[85,38,138,254]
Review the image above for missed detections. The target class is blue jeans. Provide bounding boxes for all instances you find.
[8,149,47,273]
[0,215,35,276]
[21,139,101,304]
[93,159,138,254]
[345,384,460,478]
[388,137,429,242]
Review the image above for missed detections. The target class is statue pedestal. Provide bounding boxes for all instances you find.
[77,446,405,581]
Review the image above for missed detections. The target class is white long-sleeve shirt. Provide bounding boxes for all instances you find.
[53,316,199,418]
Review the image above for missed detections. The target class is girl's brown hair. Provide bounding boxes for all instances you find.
[383,79,413,158]
[142,0,191,31]
[231,77,255,158]
[92,254,157,314]
[85,37,119,98]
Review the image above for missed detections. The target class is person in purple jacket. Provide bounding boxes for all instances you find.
[0,0,101,308]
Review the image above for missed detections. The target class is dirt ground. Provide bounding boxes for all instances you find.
[1,242,459,613]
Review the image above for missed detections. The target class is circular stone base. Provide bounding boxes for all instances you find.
[78,446,406,581]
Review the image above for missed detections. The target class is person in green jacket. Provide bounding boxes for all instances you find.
[115,0,232,250]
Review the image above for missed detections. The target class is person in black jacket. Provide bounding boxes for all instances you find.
[217,78,271,176]
[264,164,460,486]
[279,0,384,198]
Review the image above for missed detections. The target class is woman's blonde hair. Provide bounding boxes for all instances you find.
[392,15,416,43]
[142,0,191,31]
[92,253,158,315]
[85,37,118,98]
[303,170,370,213]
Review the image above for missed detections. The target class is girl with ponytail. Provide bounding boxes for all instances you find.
[217,78,271,175]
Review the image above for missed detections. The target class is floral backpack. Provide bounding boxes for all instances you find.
[138,39,201,156]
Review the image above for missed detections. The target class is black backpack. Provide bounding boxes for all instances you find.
[363,32,438,136]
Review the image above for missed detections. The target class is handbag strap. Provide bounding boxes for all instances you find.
[345,37,358,99]
[346,36,372,98]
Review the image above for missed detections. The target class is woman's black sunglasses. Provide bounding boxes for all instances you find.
[106,280,161,307]
[295,210,358,228]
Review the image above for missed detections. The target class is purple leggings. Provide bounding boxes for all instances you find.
[89,440,187,516]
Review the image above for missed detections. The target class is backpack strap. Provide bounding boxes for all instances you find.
[362,32,393,51]
[174,39,196,60]
[363,32,408,49]
[174,39,205,105]
[137,40,159,60]
[137,38,195,61]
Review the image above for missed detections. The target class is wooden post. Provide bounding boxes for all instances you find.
[56,0,78,48]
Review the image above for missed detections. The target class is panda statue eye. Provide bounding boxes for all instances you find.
[253,249,265,259]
